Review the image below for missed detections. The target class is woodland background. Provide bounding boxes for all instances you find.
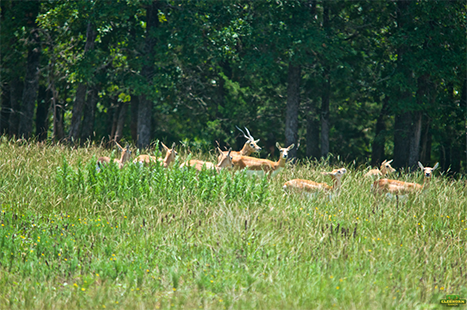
[0,0,465,172]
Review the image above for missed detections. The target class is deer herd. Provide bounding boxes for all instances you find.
[96,127,439,206]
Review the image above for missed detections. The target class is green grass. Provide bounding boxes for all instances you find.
[0,138,465,309]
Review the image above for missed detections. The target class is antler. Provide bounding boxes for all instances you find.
[244,127,254,140]
[114,140,124,151]
[236,125,255,141]
[236,126,250,140]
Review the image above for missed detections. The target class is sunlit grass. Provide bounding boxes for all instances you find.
[0,138,465,309]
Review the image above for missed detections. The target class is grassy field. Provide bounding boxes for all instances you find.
[0,138,465,309]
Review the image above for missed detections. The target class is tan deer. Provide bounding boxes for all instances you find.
[133,142,177,168]
[218,126,261,163]
[181,148,234,173]
[232,143,294,177]
[283,168,347,198]
[364,159,396,177]
[97,142,132,170]
[373,162,439,208]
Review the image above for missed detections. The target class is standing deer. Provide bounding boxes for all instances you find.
[232,143,294,177]
[218,126,262,163]
[364,159,396,177]
[373,162,439,208]
[97,142,132,170]
[133,142,177,168]
[181,148,234,173]
[283,168,347,198]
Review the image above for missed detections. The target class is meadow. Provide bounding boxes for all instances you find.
[0,138,465,310]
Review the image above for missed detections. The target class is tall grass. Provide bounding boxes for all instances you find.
[0,139,465,309]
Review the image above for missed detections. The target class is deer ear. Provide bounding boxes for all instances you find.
[433,162,439,170]
[254,139,260,143]
[382,160,387,165]
[276,142,281,149]
[288,144,295,150]
[171,142,176,149]
[387,159,393,164]
[227,148,232,156]
[418,161,424,170]
[161,142,168,150]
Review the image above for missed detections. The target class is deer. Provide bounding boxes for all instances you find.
[232,143,294,177]
[373,161,439,208]
[217,126,262,164]
[133,142,177,168]
[181,148,234,173]
[283,168,347,198]
[97,142,132,171]
[364,159,396,177]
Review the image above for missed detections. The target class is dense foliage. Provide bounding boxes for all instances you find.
[0,0,465,172]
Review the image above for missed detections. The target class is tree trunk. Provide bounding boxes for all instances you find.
[53,102,65,142]
[461,77,467,172]
[320,3,330,158]
[35,84,50,141]
[392,0,413,169]
[18,23,41,140]
[393,112,412,168]
[370,97,389,166]
[320,67,330,158]
[68,22,96,142]
[110,99,122,141]
[285,63,301,160]
[1,83,10,135]
[80,86,98,142]
[137,95,153,148]
[114,103,128,142]
[419,116,432,164]
[450,139,461,174]
[69,84,87,142]
[408,111,422,168]
[304,1,319,159]
[408,75,432,168]
[443,140,451,173]
[52,80,65,142]
[130,95,139,142]
[9,77,22,138]
[306,98,320,159]
[445,82,462,174]
[137,1,160,149]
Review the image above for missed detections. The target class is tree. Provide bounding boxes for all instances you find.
[68,21,96,142]
[136,0,160,149]
[18,0,42,140]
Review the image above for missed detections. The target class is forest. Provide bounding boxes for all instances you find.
[0,0,465,172]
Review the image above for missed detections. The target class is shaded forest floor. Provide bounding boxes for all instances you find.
[0,139,466,309]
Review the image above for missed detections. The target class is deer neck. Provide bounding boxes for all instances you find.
[216,158,229,170]
[120,151,130,164]
[276,155,287,168]
[422,176,431,189]
[215,164,227,173]
[239,143,249,156]
[331,177,342,191]
[163,152,173,166]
